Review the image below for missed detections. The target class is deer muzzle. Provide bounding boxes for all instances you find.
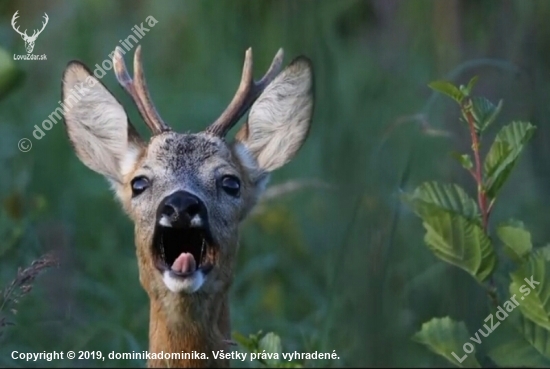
[151,191,217,293]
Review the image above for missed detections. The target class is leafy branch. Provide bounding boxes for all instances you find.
[403,77,550,368]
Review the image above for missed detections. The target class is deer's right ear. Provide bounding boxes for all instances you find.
[62,61,145,184]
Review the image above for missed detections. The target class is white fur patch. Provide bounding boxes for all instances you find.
[233,141,270,197]
[120,145,141,177]
[190,214,203,228]
[162,270,205,293]
[159,216,172,228]
[159,214,202,228]
[233,142,258,172]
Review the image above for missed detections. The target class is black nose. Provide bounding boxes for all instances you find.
[158,191,203,228]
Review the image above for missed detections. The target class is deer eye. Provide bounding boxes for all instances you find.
[131,176,150,197]
[221,175,240,197]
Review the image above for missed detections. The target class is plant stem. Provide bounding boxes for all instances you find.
[462,100,499,306]
[463,108,488,229]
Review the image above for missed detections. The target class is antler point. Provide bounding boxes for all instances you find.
[243,49,253,70]
[206,46,282,137]
[113,46,123,63]
[133,46,143,71]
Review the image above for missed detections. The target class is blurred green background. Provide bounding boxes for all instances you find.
[1,0,550,367]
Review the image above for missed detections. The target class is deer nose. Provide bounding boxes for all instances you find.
[158,191,203,228]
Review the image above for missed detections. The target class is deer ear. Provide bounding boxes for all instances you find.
[62,61,145,184]
[234,56,314,174]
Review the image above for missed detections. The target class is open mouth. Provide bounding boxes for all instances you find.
[152,224,216,278]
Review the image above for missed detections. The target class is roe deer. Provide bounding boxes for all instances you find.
[61,45,314,368]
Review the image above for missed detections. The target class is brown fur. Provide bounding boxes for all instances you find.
[61,48,314,368]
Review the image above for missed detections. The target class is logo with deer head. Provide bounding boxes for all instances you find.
[11,11,48,54]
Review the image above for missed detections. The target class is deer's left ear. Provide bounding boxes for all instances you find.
[234,56,314,176]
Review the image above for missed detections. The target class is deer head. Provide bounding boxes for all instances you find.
[61,45,313,367]
[11,11,48,54]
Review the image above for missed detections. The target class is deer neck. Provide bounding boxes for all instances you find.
[146,292,231,368]
[135,238,232,368]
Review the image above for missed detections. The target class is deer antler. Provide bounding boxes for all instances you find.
[29,13,48,40]
[112,46,171,135]
[11,11,28,38]
[206,48,284,137]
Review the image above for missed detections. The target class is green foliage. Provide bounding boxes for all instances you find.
[509,250,550,331]
[428,80,466,104]
[487,311,550,367]
[497,220,532,263]
[484,121,536,200]
[451,152,474,171]
[234,331,302,368]
[404,77,550,367]
[412,317,481,368]
[420,209,496,282]
[462,76,479,97]
[428,76,478,104]
[403,182,495,282]
[468,97,503,133]
[404,182,480,221]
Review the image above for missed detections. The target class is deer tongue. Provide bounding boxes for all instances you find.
[171,253,197,274]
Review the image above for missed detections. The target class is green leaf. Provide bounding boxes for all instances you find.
[497,220,532,263]
[234,331,298,368]
[465,76,479,96]
[533,245,550,261]
[404,181,480,221]
[258,332,283,366]
[511,312,550,362]
[451,152,474,171]
[484,121,536,200]
[429,80,465,104]
[233,331,261,352]
[412,317,481,368]
[468,97,503,133]
[403,182,495,282]
[422,209,496,283]
[509,252,550,330]
[486,310,550,367]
